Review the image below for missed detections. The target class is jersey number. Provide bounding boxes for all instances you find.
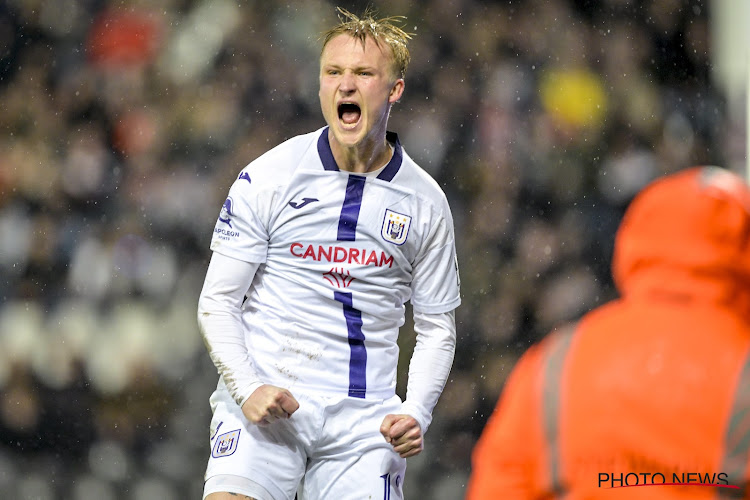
[381,473,391,500]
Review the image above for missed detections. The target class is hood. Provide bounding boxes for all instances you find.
[613,166,750,308]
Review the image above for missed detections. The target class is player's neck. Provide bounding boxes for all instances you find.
[330,136,392,174]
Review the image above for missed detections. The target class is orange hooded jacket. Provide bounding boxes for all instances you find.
[466,167,750,499]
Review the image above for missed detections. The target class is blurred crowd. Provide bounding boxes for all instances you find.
[0,0,734,498]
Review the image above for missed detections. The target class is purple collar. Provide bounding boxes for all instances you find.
[317,127,403,181]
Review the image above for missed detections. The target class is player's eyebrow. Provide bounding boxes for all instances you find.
[322,63,378,72]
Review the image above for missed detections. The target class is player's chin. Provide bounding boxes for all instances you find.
[332,127,364,147]
[334,120,362,137]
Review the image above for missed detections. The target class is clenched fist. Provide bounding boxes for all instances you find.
[242,385,300,425]
[380,414,423,458]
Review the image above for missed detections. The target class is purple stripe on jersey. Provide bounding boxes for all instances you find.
[317,127,339,171]
[337,175,366,241]
[334,291,367,398]
[377,131,403,182]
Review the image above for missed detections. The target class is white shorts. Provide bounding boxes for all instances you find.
[203,382,407,500]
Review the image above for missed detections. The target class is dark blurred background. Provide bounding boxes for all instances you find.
[0,0,745,498]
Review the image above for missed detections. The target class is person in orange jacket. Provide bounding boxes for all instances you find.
[466,166,750,499]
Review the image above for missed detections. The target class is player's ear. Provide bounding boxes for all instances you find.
[389,78,405,104]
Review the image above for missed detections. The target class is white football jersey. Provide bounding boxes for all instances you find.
[209,127,461,399]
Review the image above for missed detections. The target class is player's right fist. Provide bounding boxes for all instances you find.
[242,385,300,425]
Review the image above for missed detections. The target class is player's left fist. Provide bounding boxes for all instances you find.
[380,414,423,458]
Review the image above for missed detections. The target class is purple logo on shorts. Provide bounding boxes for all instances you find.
[212,429,241,458]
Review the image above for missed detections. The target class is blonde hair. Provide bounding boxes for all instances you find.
[321,7,413,79]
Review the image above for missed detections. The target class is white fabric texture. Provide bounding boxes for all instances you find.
[203,128,460,400]
[400,310,456,434]
[197,252,262,407]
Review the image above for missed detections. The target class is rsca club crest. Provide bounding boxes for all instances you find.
[219,197,234,227]
[212,429,241,458]
[381,209,411,245]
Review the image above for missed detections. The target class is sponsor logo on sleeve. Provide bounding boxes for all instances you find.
[214,197,240,240]
[219,197,235,228]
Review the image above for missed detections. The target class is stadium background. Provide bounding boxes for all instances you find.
[0,0,743,498]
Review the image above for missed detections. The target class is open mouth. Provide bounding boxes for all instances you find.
[338,102,361,125]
